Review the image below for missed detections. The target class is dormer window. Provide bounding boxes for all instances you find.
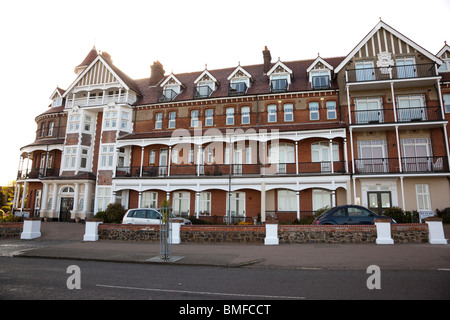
[270,75,289,93]
[159,75,182,102]
[228,66,252,96]
[49,87,65,107]
[194,70,217,99]
[267,60,292,93]
[307,57,333,90]
[310,70,330,89]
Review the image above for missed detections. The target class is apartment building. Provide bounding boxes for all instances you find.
[13,21,450,222]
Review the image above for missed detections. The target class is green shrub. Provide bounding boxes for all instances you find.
[94,203,126,223]
[436,208,450,224]
[383,207,419,223]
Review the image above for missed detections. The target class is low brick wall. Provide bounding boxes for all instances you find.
[0,223,23,239]
[98,223,429,244]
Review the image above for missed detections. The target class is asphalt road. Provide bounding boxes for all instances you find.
[1,257,449,303]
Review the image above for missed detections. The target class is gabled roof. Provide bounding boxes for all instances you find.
[437,43,450,58]
[49,87,65,100]
[63,51,141,98]
[194,69,218,84]
[306,56,334,73]
[74,46,98,73]
[227,65,253,80]
[160,73,183,87]
[335,20,442,73]
[267,60,293,76]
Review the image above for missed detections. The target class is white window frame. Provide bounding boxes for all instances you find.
[48,122,54,136]
[226,192,246,217]
[241,106,250,124]
[326,101,336,119]
[416,184,432,211]
[104,111,117,129]
[309,102,319,120]
[310,70,331,89]
[438,59,450,72]
[155,112,163,130]
[283,103,293,122]
[68,114,80,132]
[80,148,89,169]
[168,112,176,129]
[313,189,332,212]
[277,189,297,212]
[355,60,375,81]
[443,94,450,113]
[100,144,115,169]
[197,192,212,216]
[191,110,199,127]
[97,187,111,212]
[205,109,213,126]
[142,192,158,209]
[268,104,277,122]
[173,192,190,217]
[226,107,234,125]
[121,111,130,130]
[83,115,92,132]
[63,146,77,169]
[355,97,383,124]
[149,149,156,165]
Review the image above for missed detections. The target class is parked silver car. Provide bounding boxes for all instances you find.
[121,208,192,225]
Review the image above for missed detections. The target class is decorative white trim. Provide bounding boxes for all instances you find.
[194,69,218,84]
[306,56,334,73]
[160,73,183,87]
[267,60,293,77]
[227,65,253,81]
[335,21,442,73]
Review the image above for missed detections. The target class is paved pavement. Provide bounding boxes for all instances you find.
[1,222,450,271]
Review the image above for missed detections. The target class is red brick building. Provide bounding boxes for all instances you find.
[14,21,450,222]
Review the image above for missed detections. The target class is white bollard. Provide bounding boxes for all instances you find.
[265,220,279,245]
[83,219,103,241]
[375,218,394,244]
[171,220,183,245]
[21,218,41,240]
[425,217,448,244]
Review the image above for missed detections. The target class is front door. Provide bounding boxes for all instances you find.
[60,197,73,222]
[368,191,391,215]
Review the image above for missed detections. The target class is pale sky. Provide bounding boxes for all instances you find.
[0,0,449,186]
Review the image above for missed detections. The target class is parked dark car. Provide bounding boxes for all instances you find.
[312,205,396,225]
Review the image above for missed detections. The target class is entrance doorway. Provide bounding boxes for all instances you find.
[60,197,74,222]
[368,191,391,215]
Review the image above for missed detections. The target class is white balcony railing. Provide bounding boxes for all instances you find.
[67,94,134,107]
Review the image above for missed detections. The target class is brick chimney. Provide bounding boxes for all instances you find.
[263,46,272,74]
[149,61,165,86]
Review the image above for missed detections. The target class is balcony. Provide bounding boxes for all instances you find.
[66,94,133,108]
[346,63,439,90]
[228,82,247,96]
[270,79,288,93]
[350,106,443,128]
[115,161,346,179]
[311,75,330,90]
[17,168,60,180]
[194,85,213,99]
[158,89,178,102]
[354,156,448,174]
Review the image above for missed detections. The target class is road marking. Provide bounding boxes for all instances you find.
[438,268,450,272]
[96,284,305,300]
